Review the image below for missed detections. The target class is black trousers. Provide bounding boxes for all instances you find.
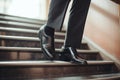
[46,0,91,49]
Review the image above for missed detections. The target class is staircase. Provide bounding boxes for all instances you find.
[0,13,120,80]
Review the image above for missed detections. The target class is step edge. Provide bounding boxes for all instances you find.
[0,13,46,24]
[0,35,65,43]
[0,21,40,28]
[0,46,99,53]
[0,60,114,67]
[0,35,87,44]
[0,26,66,35]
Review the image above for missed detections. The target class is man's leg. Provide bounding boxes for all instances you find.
[46,0,70,30]
[61,0,91,64]
[64,0,91,49]
[38,0,70,60]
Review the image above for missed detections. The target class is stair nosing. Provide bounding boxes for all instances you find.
[0,21,40,28]
[0,26,66,35]
[0,17,45,25]
[0,35,87,44]
[0,60,114,67]
[0,35,65,43]
[0,26,37,33]
[0,13,46,25]
[0,46,99,53]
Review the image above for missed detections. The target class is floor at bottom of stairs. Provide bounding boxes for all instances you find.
[0,73,120,80]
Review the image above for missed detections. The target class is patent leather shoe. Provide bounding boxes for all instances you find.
[38,25,55,60]
[61,47,87,64]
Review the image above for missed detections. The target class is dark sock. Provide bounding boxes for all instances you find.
[63,44,71,48]
[45,26,55,37]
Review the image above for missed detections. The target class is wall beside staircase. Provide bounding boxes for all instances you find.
[84,0,120,61]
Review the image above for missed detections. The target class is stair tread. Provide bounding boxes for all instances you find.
[0,26,37,33]
[0,35,64,42]
[0,46,99,53]
[0,13,46,24]
[0,21,41,27]
[0,35,86,44]
[0,60,114,67]
[0,26,66,35]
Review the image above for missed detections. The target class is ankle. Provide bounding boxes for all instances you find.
[45,26,55,36]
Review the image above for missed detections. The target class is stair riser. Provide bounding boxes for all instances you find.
[0,65,117,79]
[2,31,37,37]
[0,51,99,60]
[0,40,62,48]
[0,40,88,49]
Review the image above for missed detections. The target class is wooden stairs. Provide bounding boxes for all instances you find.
[0,13,120,80]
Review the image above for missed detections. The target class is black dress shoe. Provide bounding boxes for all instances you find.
[38,25,55,60]
[61,47,87,65]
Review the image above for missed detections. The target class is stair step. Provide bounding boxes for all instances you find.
[0,61,118,78]
[0,35,88,49]
[0,21,41,30]
[0,46,98,53]
[0,26,65,39]
[0,13,46,25]
[0,26,37,34]
[0,74,120,80]
[0,35,64,42]
[0,26,65,34]
[0,73,120,80]
[0,61,114,66]
[0,47,100,60]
